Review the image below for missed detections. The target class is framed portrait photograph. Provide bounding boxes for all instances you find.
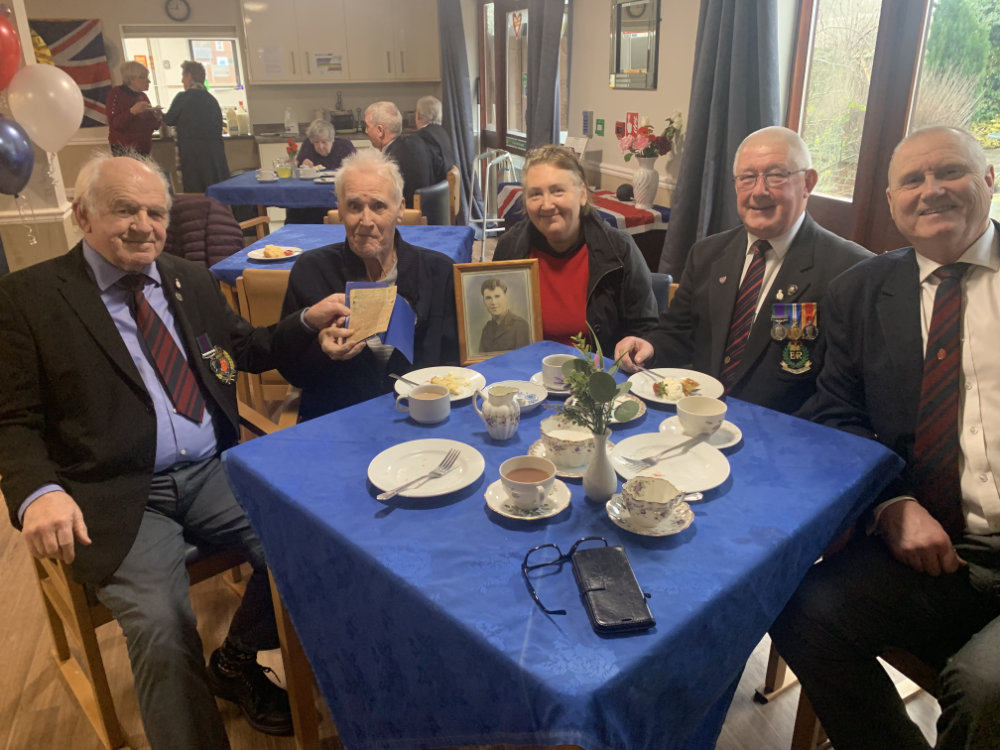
[453,259,543,365]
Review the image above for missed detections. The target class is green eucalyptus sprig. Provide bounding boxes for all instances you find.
[558,327,639,436]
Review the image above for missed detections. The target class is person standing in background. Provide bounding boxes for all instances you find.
[107,61,161,156]
[162,61,229,193]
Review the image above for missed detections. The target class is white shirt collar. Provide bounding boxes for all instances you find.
[914,222,999,283]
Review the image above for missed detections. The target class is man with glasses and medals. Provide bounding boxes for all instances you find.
[616,126,871,415]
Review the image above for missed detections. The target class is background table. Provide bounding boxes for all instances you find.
[206,171,339,210]
[208,224,476,287]
[222,341,902,750]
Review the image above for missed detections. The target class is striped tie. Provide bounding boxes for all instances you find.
[912,263,968,537]
[720,240,770,390]
[122,274,205,423]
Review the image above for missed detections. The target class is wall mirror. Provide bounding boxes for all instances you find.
[609,0,660,90]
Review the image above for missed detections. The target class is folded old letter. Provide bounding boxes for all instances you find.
[347,286,397,341]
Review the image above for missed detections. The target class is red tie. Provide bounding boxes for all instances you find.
[912,263,968,537]
[720,240,770,390]
[122,274,205,423]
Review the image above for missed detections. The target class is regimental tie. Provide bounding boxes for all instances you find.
[121,273,205,422]
[912,263,969,537]
[720,239,770,391]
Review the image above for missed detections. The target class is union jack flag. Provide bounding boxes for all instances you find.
[29,19,112,127]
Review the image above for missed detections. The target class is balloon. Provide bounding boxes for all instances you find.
[8,64,84,152]
[0,115,33,195]
[0,14,20,90]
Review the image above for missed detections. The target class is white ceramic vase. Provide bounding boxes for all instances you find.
[583,429,617,502]
[631,156,659,209]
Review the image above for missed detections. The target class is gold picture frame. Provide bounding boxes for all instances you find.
[453,259,543,365]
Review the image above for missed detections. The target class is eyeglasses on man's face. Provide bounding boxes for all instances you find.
[733,168,807,191]
[521,536,607,615]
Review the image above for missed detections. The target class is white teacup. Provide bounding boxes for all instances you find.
[256,169,277,181]
[541,353,575,390]
[540,414,594,468]
[676,396,727,437]
[621,476,683,528]
[499,455,557,510]
[395,384,450,424]
[298,166,318,178]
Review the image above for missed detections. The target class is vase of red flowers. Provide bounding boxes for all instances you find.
[285,138,299,178]
[619,113,682,209]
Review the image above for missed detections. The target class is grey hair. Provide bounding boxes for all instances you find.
[73,153,173,221]
[305,118,336,142]
[416,96,442,126]
[365,101,402,136]
[733,126,813,173]
[889,125,988,179]
[333,148,404,208]
[119,60,149,84]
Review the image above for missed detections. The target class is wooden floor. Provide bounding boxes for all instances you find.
[1,515,939,750]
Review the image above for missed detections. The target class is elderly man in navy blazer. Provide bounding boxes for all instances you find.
[772,126,1000,749]
[616,126,871,414]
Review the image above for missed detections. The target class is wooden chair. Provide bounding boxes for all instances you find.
[33,544,248,750]
[235,269,300,429]
[238,213,271,242]
[446,164,461,225]
[324,208,426,225]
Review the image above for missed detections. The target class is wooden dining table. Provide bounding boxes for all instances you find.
[221,341,903,750]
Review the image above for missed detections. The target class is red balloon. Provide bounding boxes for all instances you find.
[0,15,21,91]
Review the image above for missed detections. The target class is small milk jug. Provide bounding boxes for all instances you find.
[473,386,520,440]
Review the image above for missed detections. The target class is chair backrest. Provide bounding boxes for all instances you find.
[649,272,674,314]
[325,208,426,225]
[413,179,450,226]
[446,164,461,225]
[236,270,293,412]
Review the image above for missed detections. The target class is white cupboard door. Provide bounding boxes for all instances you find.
[243,3,302,83]
[296,0,351,82]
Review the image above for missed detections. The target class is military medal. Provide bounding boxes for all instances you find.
[198,334,237,384]
[770,303,789,341]
[778,303,813,374]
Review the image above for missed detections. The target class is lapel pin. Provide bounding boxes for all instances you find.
[719,275,727,284]
[175,292,184,301]
[776,290,784,301]
[175,278,181,288]
[787,284,798,295]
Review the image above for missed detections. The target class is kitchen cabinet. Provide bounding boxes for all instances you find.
[243,0,351,83]
[343,0,441,82]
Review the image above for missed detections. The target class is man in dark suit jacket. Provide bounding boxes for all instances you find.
[0,155,345,749]
[415,95,456,183]
[772,126,1000,749]
[364,100,436,207]
[616,126,871,414]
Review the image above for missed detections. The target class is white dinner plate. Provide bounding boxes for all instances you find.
[566,391,646,424]
[659,416,743,450]
[627,368,724,405]
[609,432,730,491]
[529,371,571,397]
[606,495,694,537]
[484,479,570,520]
[368,439,485,498]
[247,247,302,261]
[393,366,486,401]
[313,176,336,184]
[487,379,547,413]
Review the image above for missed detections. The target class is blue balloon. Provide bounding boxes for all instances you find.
[0,114,33,195]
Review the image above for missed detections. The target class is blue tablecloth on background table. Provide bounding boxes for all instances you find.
[206,171,339,209]
[222,341,903,750]
[208,224,475,287]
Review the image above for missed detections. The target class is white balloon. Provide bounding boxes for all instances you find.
[8,64,84,152]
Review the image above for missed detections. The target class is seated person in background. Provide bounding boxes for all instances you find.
[415,95,455,183]
[0,154,347,749]
[276,149,459,420]
[492,144,657,354]
[479,277,530,354]
[771,125,1000,750]
[364,100,436,207]
[615,126,871,414]
[286,118,357,225]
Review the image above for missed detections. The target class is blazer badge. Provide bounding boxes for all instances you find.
[198,334,237,384]
[771,302,817,374]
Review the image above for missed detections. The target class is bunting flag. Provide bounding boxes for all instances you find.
[29,19,111,127]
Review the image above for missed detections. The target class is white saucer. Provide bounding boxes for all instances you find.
[487,379,547,413]
[658,416,742,450]
[255,175,279,182]
[484,479,570,520]
[529,371,570,397]
[605,495,694,536]
[528,438,615,479]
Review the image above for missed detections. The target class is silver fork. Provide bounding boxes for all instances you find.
[633,365,662,383]
[376,448,461,501]
[618,435,701,470]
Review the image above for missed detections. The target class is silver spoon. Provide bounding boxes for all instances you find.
[389,372,421,388]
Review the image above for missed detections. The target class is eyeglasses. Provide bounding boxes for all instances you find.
[521,536,607,615]
[733,168,807,191]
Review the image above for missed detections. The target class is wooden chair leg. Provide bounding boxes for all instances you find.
[791,687,829,750]
[270,571,321,750]
[754,643,799,703]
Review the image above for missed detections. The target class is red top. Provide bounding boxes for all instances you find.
[531,243,590,345]
[107,85,160,155]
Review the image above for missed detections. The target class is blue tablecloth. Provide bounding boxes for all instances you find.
[222,341,903,750]
[208,224,475,287]
[205,171,339,209]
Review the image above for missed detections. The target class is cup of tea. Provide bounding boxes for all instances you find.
[541,353,575,390]
[676,396,727,437]
[621,476,683,528]
[298,166,318,178]
[256,168,277,181]
[395,384,450,424]
[540,414,594,468]
[499,456,557,510]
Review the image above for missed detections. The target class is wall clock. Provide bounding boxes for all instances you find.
[165,0,191,22]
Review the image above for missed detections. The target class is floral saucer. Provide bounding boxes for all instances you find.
[529,438,615,479]
[485,479,570,520]
[605,495,694,536]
